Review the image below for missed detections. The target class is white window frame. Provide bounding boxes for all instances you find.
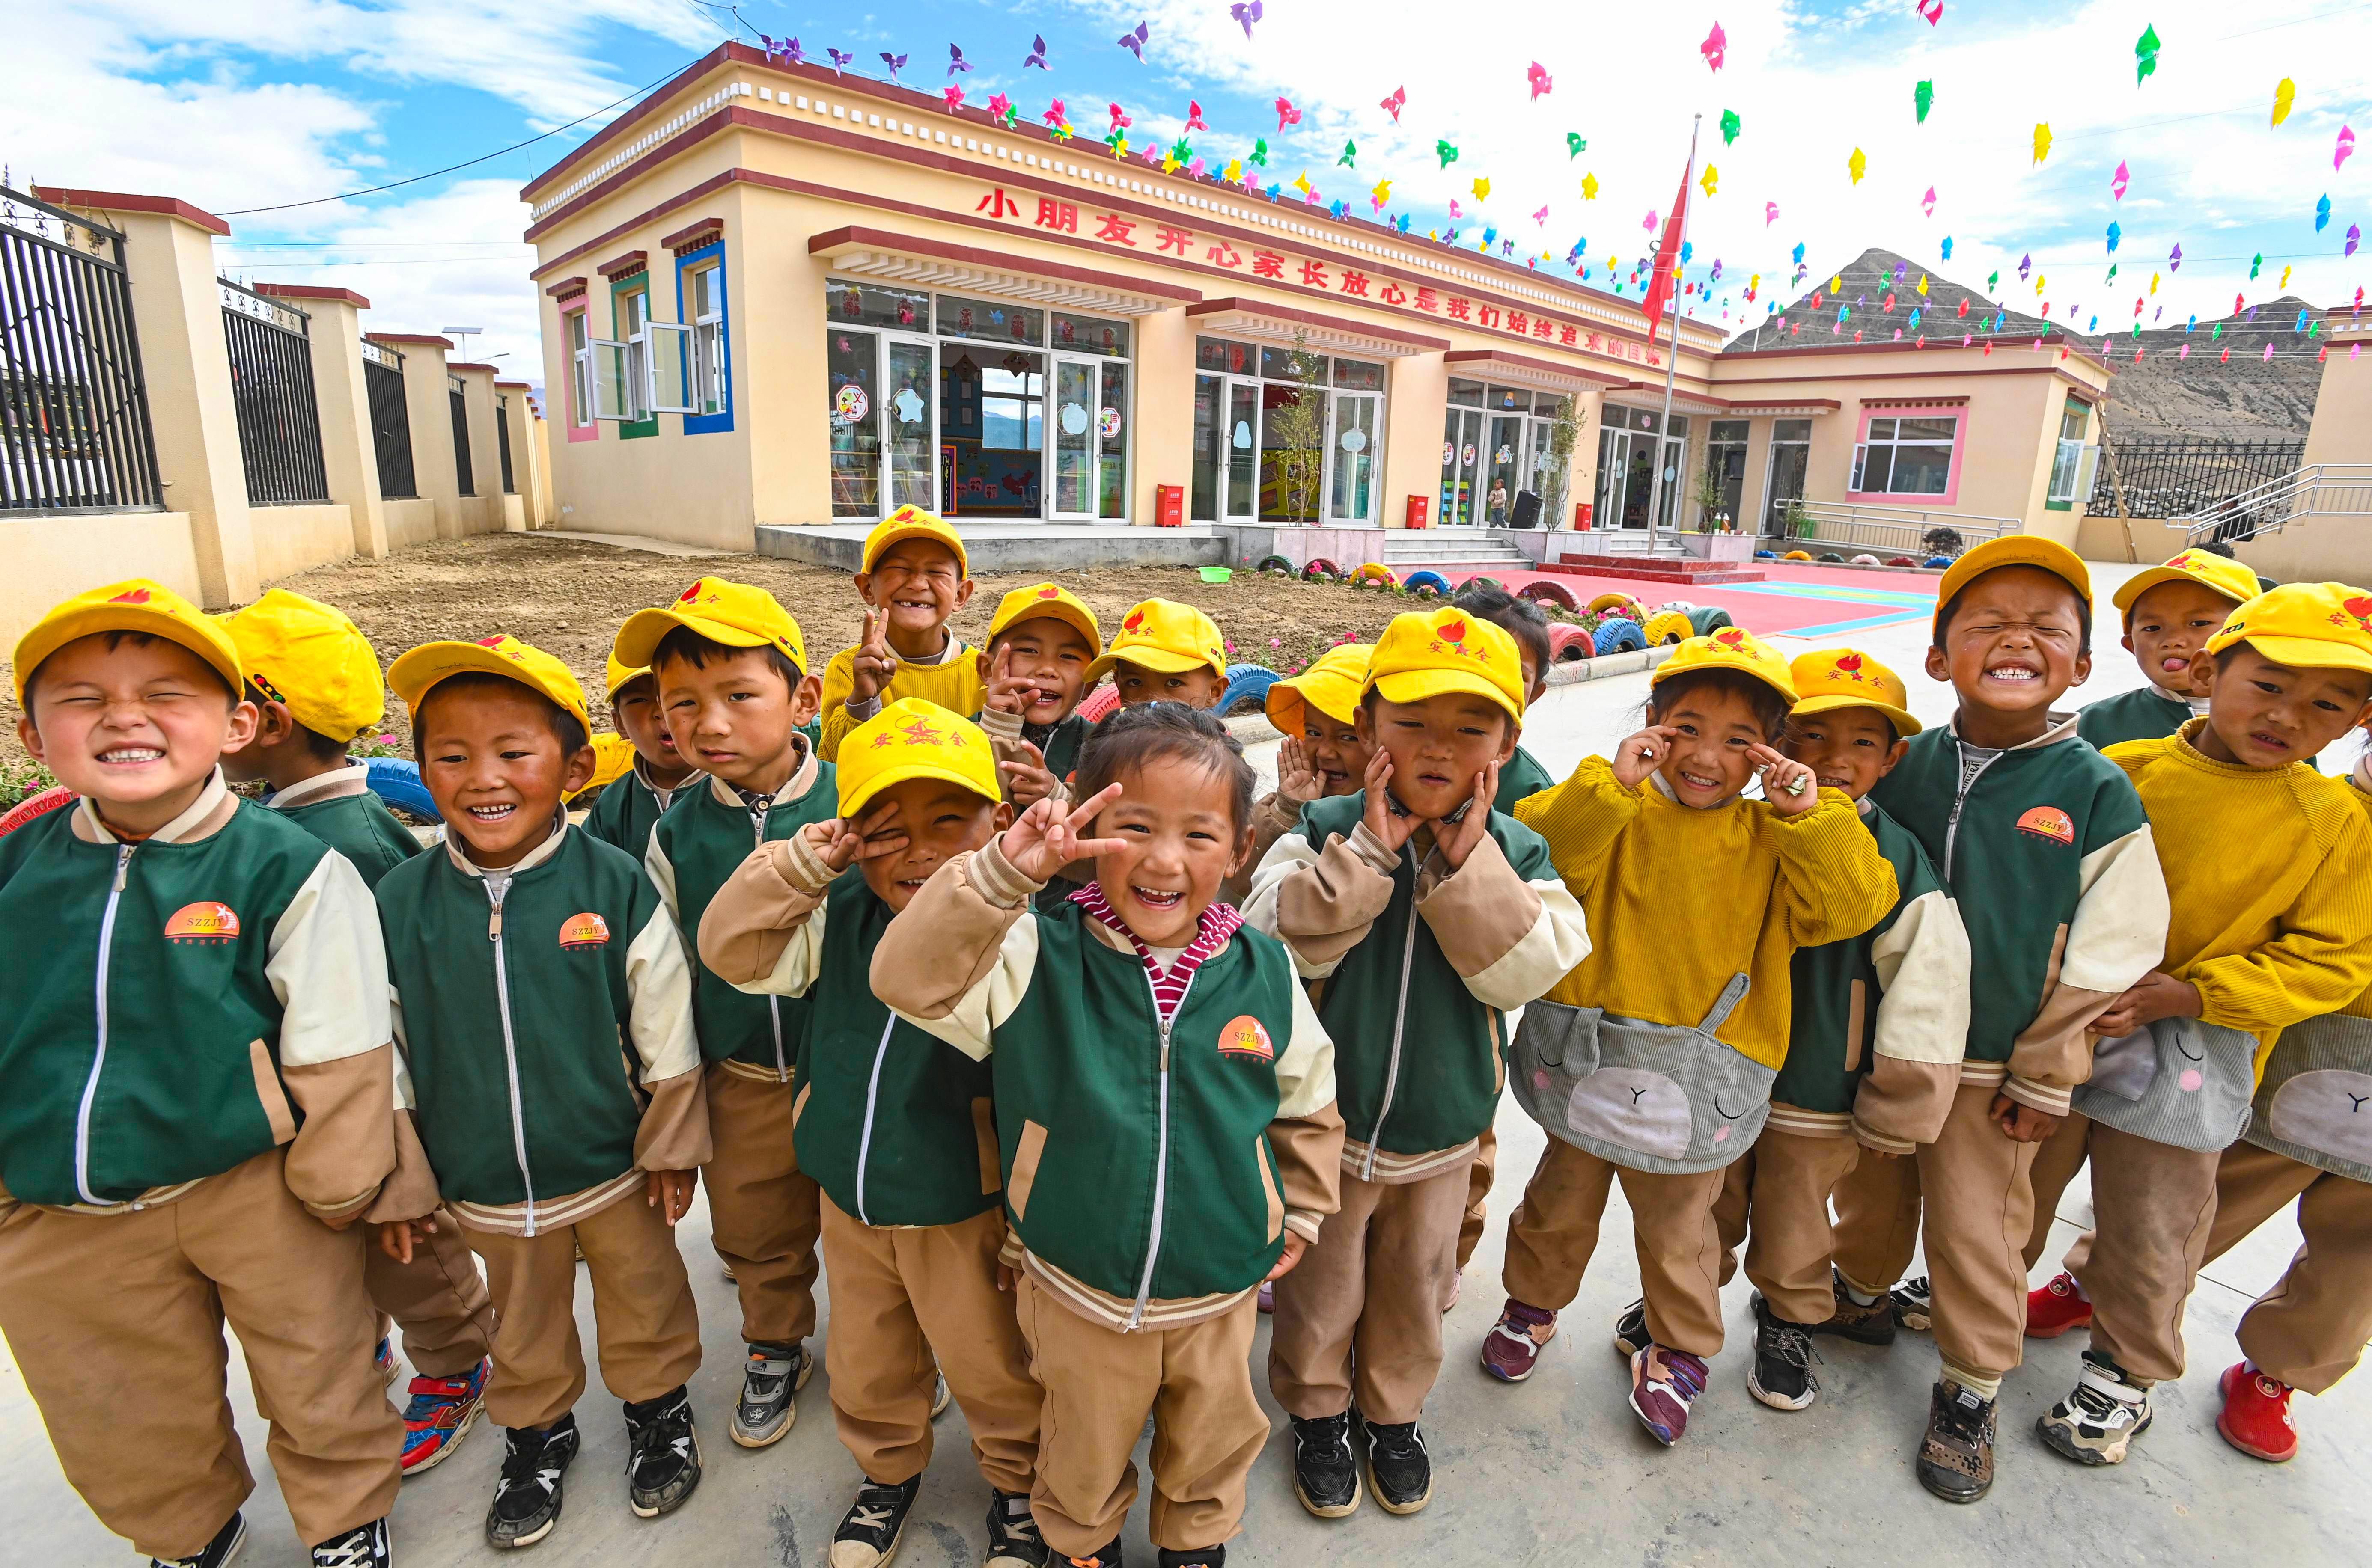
[567,311,592,427]
[1851,414,1958,497]
[687,262,726,416]
[643,320,696,416]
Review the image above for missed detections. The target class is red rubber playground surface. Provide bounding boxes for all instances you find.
[1421,561,1942,642]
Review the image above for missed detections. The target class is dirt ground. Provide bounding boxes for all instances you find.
[0,533,1426,767]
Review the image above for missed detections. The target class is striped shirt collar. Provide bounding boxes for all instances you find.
[1068,883,1242,1024]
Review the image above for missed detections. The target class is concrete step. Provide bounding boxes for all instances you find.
[1539,559,1768,585]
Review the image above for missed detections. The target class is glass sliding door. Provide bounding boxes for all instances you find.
[1485,414,1524,525]
[1193,374,1224,521]
[884,336,937,514]
[1328,392,1379,523]
[1226,381,1259,521]
[1440,407,1483,525]
[1050,357,1097,519]
[827,329,881,517]
[1097,362,1128,519]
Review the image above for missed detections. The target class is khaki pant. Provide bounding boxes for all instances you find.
[464,1189,702,1431]
[2202,1142,2372,1394]
[2021,1110,2094,1272]
[706,1064,822,1346]
[1455,1125,1497,1272]
[2055,1126,2220,1386]
[1501,1137,1729,1358]
[0,1149,400,1560]
[819,1197,1039,1491]
[1014,1276,1265,1556]
[1831,1081,2040,1383]
[1270,1161,1468,1425]
[1710,1128,1863,1325]
[365,1203,495,1378]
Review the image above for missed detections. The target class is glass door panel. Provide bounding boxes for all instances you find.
[1486,415,1523,525]
[884,337,937,514]
[1622,434,1656,529]
[1051,358,1096,518]
[1097,362,1128,519]
[1329,392,1378,522]
[827,329,881,517]
[961,351,1044,518]
[1259,383,1321,523]
[1193,374,1223,521]
[1225,381,1258,520]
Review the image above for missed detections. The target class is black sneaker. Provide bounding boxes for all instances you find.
[1891,1274,1934,1332]
[831,1474,921,1568]
[731,1341,812,1448]
[985,1488,1050,1568]
[624,1387,702,1518]
[2037,1352,2155,1466]
[310,1518,390,1568]
[1811,1268,1899,1347]
[1746,1293,1823,1411]
[1288,1411,1361,1518]
[1610,1297,1649,1359]
[1917,1379,1998,1504]
[153,1512,247,1568]
[1155,1548,1224,1568]
[1363,1420,1432,1515]
[487,1413,580,1549]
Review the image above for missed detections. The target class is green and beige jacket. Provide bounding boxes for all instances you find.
[1244,791,1589,1181]
[266,764,421,891]
[583,756,694,859]
[2076,684,2200,752]
[1496,743,1555,814]
[0,771,396,1221]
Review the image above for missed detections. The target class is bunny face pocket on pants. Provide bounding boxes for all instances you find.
[2072,1016,2259,1155]
[2248,1014,2372,1184]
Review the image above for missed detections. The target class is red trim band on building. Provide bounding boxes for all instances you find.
[597,249,649,280]
[32,186,230,236]
[255,284,370,308]
[661,217,723,253]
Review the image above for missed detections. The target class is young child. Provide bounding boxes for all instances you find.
[1702,649,1970,1412]
[0,581,402,1568]
[618,577,836,1449]
[1222,639,1373,909]
[872,703,1345,1568]
[220,588,497,1476]
[696,699,1048,1568]
[1485,629,1897,1448]
[2075,549,2262,751]
[2196,713,2372,1462]
[1827,536,2169,1503]
[1087,598,1229,710]
[819,508,985,760]
[374,633,709,1549]
[2019,584,2372,1467]
[582,641,698,856]
[1245,608,1588,1517]
[973,581,1102,811]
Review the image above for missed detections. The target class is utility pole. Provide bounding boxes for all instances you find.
[1643,113,1700,554]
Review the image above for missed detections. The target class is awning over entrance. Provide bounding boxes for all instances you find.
[1443,348,1629,394]
[1609,380,1842,418]
[810,226,1198,317]
[1187,297,1449,359]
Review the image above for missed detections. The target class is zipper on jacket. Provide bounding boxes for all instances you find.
[1360,845,1423,1181]
[485,879,539,1234]
[1943,743,2003,877]
[747,793,790,1083]
[852,1012,897,1225]
[1126,963,1199,1331]
[72,845,136,1206]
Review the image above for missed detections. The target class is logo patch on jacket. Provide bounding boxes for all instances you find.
[1216,1014,1275,1061]
[2015,805,2075,845]
[164,901,240,943]
[559,912,612,947]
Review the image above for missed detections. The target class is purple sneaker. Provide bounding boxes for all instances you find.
[401,1357,489,1475]
[1629,1344,1709,1445]
[1480,1299,1558,1382]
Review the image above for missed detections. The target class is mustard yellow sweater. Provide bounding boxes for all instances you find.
[2335,753,2370,1023]
[1513,757,1899,1069]
[2104,722,2372,1072]
[816,638,986,761]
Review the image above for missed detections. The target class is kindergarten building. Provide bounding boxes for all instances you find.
[517,45,2113,558]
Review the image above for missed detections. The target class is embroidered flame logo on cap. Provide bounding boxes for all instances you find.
[164,901,240,943]
[677,581,702,603]
[474,635,506,648]
[109,588,153,605]
[559,912,611,947]
[2015,805,2075,845]
[2342,595,2372,633]
[1714,627,1750,651]
[1037,585,1062,599]
[1834,653,1864,678]
[1124,609,1147,633]
[1216,1014,1275,1061]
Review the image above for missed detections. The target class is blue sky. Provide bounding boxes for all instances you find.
[9,0,2367,390]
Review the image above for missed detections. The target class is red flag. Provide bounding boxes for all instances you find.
[1640,161,1692,334]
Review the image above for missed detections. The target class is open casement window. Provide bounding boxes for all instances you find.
[589,337,637,421]
[687,262,726,417]
[641,320,695,416]
[2046,399,2097,508]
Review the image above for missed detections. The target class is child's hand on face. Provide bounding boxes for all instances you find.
[2092,971,2205,1038]
[1749,743,1818,816]
[999,784,1129,881]
[646,1169,697,1226]
[1265,1232,1309,1282]
[1612,725,1680,792]
[1435,759,1502,870]
[1276,736,1321,805]
[848,610,898,705]
[1360,750,1419,854]
[982,645,1039,718]
[805,802,911,873]
[997,740,1056,811]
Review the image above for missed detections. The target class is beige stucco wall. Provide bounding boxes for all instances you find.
[2301,325,2372,469]
[0,512,203,648]
[249,502,357,585]
[384,496,440,550]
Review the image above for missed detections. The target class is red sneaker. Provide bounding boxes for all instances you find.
[2026,1272,2094,1339]
[1480,1299,1558,1382]
[2217,1361,2299,1462]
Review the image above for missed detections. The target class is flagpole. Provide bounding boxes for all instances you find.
[1646,113,1700,553]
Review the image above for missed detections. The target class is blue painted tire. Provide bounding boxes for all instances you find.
[1220,664,1280,718]
[1923,555,1953,568]
[1593,618,1645,656]
[1402,569,1452,598]
[1685,606,1735,637]
[366,757,439,822]
[1754,549,1778,560]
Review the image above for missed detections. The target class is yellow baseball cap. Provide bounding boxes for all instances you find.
[570,731,640,802]
[2205,582,2372,678]
[988,582,1102,658]
[1086,599,1228,684]
[388,634,592,731]
[220,589,386,743]
[1934,536,2093,636]
[1652,627,1801,704]
[863,505,969,578]
[1787,648,1921,737]
[603,652,653,703]
[836,698,1001,818]
[1365,607,1526,723]
[14,578,244,707]
[611,577,809,674]
[2111,549,2265,618]
[1267,642,1374,734]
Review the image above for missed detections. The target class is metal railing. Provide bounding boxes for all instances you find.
[220,277,327,505]
[1,185,163,512]
[1764,499,2023,556]
[2095,437,2305,520]
[2182,464,2372,546]
[361,338,415,499]
[448,373,474,496]
[496,393,516,494]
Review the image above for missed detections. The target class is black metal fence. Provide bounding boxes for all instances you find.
[220,279,328,505]
[496,393,516,494]
[2092,437,2304,520]
[448,373,474,496]
[361,337,415,499]
[2,186,163,511]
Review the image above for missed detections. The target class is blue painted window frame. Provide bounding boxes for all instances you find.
[675,241,732,435]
